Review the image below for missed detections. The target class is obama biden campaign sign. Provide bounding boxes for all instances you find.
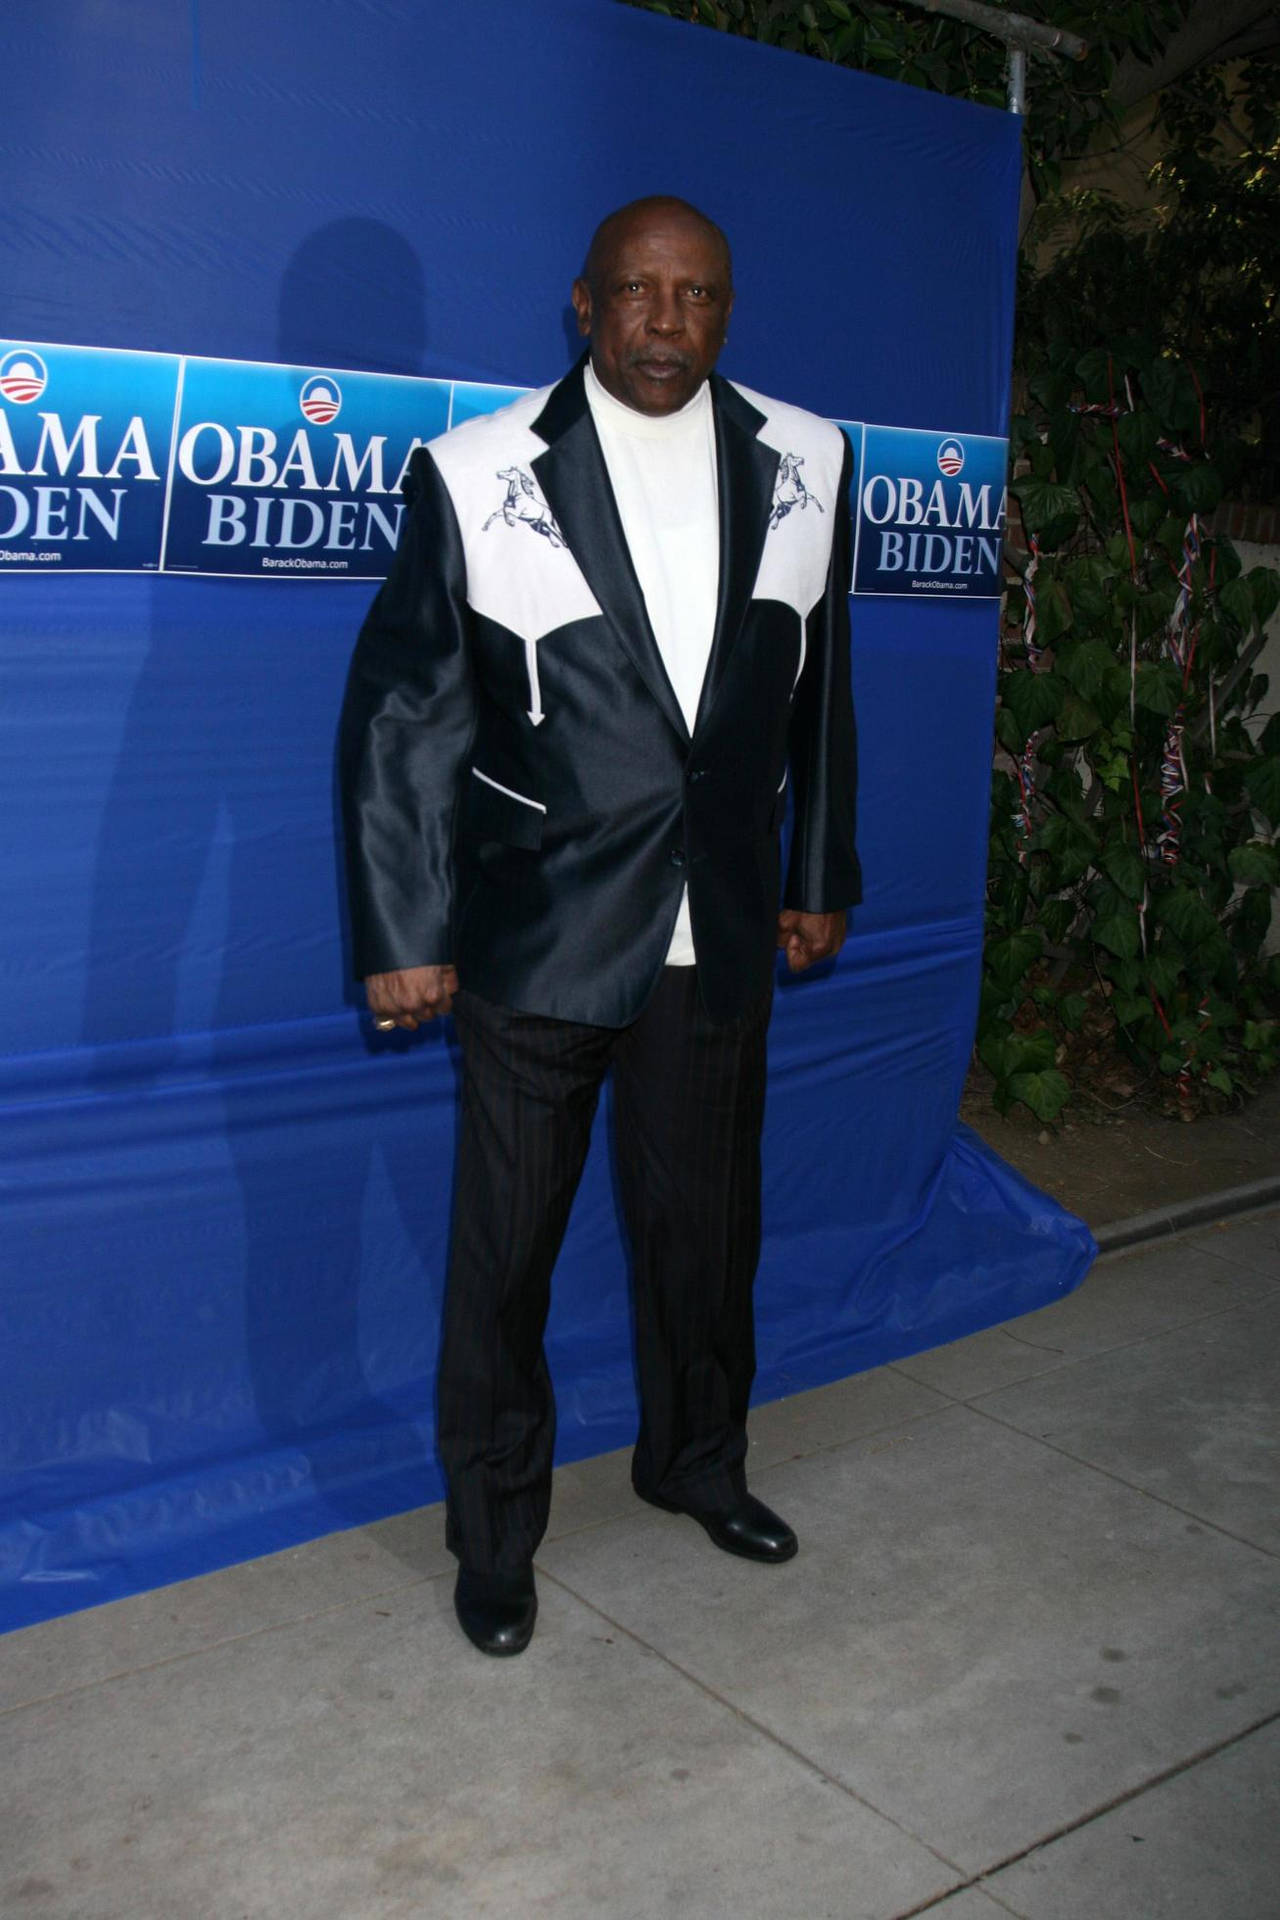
[3,340,1004,596]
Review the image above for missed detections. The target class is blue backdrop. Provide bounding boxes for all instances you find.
[0,0,1094,1631]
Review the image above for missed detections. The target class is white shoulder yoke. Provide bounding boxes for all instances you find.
[422,383,601,643]
[729,381,845,464]
[730,383,848,618]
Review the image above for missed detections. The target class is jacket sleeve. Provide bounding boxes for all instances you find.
[783,430,861,913]
[338,447,477,978]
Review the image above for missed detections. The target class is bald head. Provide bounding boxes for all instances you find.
[572,196,735,416]
[581,196,733,297]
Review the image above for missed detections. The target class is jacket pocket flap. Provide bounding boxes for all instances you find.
[461,767,545,850]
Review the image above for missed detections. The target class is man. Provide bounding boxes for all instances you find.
[340,196,859,1656]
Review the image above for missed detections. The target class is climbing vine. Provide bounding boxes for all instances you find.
[985,343,1279,1119]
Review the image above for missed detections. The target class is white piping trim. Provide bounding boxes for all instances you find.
[791,628,807,694]
[777,770,788,794]
[470,767,547,813]
[524,635,545,726]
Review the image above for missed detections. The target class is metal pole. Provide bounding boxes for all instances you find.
[1007,44,1028,115]
[893,0,1087,61]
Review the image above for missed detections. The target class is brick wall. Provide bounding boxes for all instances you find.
[1207,501,1280,547]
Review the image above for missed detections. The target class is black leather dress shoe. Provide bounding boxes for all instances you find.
[453,1567,537,1656]
[637,1489,798,1564]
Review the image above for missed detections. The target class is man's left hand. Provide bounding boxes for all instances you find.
[776,909,846,973]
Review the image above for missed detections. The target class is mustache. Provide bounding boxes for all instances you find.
[625,349,695,370]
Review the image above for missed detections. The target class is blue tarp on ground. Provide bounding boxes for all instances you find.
[0,0,1095,1631]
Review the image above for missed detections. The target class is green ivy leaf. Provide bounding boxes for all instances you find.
[1206,1066,1234,1095]
[1248,567,1280,628]
[1155,886,1219,947]
[1092,741,1132,792]
[1058,992,1088,1031]
[1115,408,1159,467]
[1135,578,1179,642]
[1002,669,1065,735]
[1101,841,1146,900]
[1133,662,1183,717]
[1218,576,1255,628]
[985,929,1043,993]
[1143,356,1197,431]
[1035,812,1097,885]
[1112,992,1152,1027]
[1036,579,1074,648]
[1093,909,1141,958]
[1176,462,1222,513]
[1061,565,1115,631]
[1026,368,1072,414]
[1015,1030,1058,1074]
[1234,885,1273,950]
[1153,514,1189,562]
[977,1028,1007,1077]
[1006,1067,1071,1122]
[1074,346,1113,402]
[1013,478,1080,535]
[994,705,1026,753]
[1057,636,1114,698]
[1145,954,1181,1002]
[1228,841,1280,887]
[1245,757,1280,825]
[1057,689,1102,740]
[1128,494,1164,540]
[1038,896,1079,943]
[1033,812,1075,865]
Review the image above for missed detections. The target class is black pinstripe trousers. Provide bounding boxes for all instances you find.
[438,967,772,1576]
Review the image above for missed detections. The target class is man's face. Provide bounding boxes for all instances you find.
[572,209,733,417]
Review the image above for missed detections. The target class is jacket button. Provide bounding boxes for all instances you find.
[686,767,707,784]
[669,845,686,868]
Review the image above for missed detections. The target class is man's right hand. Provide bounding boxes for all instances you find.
[366,965,459,1029]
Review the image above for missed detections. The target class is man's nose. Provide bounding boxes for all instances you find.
[646,287,684,334]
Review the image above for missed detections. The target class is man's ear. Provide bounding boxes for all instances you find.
[570,278,593,339]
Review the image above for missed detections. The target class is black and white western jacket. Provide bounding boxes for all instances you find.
[340,355,859,1027]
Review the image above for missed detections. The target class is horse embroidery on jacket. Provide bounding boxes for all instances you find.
[483,467,566,548]
[768,452,825,532]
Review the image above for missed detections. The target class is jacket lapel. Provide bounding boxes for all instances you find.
[529,360,780,747]
[531,359,689,744]
[694,375,779,735]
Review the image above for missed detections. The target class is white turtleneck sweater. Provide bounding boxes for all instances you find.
[584,358,720,966]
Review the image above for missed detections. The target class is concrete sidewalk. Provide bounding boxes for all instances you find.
[3,1210,1278,1919]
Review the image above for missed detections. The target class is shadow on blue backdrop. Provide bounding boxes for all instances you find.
[0,0,1094,1633]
